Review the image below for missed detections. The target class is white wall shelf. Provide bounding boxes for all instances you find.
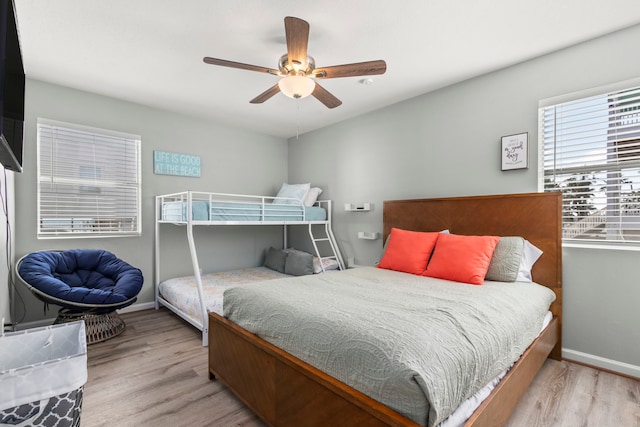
[345,203,371,212]
[357,231,380,240]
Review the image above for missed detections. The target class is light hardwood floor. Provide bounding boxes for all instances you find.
[82,308,640,427]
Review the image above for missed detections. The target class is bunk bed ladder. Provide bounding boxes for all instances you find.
[308,222,345,271]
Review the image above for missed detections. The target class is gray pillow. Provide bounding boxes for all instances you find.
[284,250,314,276]
[264,247,288,273]
[485,236,525,282]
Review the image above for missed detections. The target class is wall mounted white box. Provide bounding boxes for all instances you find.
[345,203,371,212]
[357,231,380,240]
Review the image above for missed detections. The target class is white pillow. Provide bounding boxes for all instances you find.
[313,256,340,273]
[273,183,310,205]
[303,187,323,207]
[516,240,543,282]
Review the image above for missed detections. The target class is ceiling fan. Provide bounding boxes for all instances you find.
[203,16,387,109]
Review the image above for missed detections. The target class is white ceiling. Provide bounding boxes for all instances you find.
[13,0,640,139]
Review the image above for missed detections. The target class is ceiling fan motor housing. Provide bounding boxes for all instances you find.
[278,54,315,77]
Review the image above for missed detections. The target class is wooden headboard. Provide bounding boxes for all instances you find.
[383,192,563,358]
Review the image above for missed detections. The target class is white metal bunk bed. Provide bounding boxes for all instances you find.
[154,190,345,346]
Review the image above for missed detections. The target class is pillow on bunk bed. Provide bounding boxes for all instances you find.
[284,248,339,274]
[313,257,339,273]
[304,187,323,206]
[265,248,338,275]
[264,247,288,273]
[284,250,314,276]
[273,183,310,205]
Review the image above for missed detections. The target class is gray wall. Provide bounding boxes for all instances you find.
[288,24,640,376]
[12,79,288,324]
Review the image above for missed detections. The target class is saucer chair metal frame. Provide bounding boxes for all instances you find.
[16,250,143,344]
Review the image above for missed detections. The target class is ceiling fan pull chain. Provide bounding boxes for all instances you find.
[296,102,300,140]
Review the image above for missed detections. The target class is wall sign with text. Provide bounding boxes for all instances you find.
[501,132,528,171]
[153,150,201,177]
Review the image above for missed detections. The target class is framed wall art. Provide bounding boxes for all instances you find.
[501,132,528,170]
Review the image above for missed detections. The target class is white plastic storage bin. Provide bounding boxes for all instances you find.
[0,321,87,427]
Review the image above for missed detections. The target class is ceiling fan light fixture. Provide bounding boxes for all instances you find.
[278,75,316,99]
[203,17,385,108]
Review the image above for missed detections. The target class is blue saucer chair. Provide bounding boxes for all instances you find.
[17,249,144,344]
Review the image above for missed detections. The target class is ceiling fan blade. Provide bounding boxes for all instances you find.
[203,57,280,75]
[284,16,310,67]
[312,83,342,109]
[250,84,281,104]
[313,60,387,79]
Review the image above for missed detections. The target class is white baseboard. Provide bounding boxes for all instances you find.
[118,301,155,313]
[563,348,640,378]
[11,302,156,331]
[13,318,55,330]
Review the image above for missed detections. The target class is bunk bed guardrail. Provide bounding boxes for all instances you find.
[156,190,333,224]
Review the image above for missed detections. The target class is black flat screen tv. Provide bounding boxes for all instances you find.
[0,0,24,173]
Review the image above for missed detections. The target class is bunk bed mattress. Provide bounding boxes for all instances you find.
[161,201,326,221]
[158,267,289,324]
[223,266,556,427]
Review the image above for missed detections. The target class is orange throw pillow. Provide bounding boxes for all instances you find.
[424,233,499,285]
[377,228,440,275]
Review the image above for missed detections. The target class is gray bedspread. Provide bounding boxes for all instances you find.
[223,266,556,427]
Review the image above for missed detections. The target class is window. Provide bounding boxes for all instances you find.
[539,80,640,246]
[37,119,141,238]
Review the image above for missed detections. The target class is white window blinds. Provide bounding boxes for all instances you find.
[37,120,141,237]
[540,82,640,245]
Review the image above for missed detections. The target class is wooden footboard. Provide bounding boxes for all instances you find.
[209,312,559,427]
[208,311,420,427]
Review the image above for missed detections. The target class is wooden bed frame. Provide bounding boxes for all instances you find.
[208,192,563,427]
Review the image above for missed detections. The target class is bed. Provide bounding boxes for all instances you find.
[157,254,342,327]
[207,192,563,427]
[154,190,345,346]
[157,267,289,326]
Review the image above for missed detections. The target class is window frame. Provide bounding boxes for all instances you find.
[538,77,640,250]
[36,118,142,239]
